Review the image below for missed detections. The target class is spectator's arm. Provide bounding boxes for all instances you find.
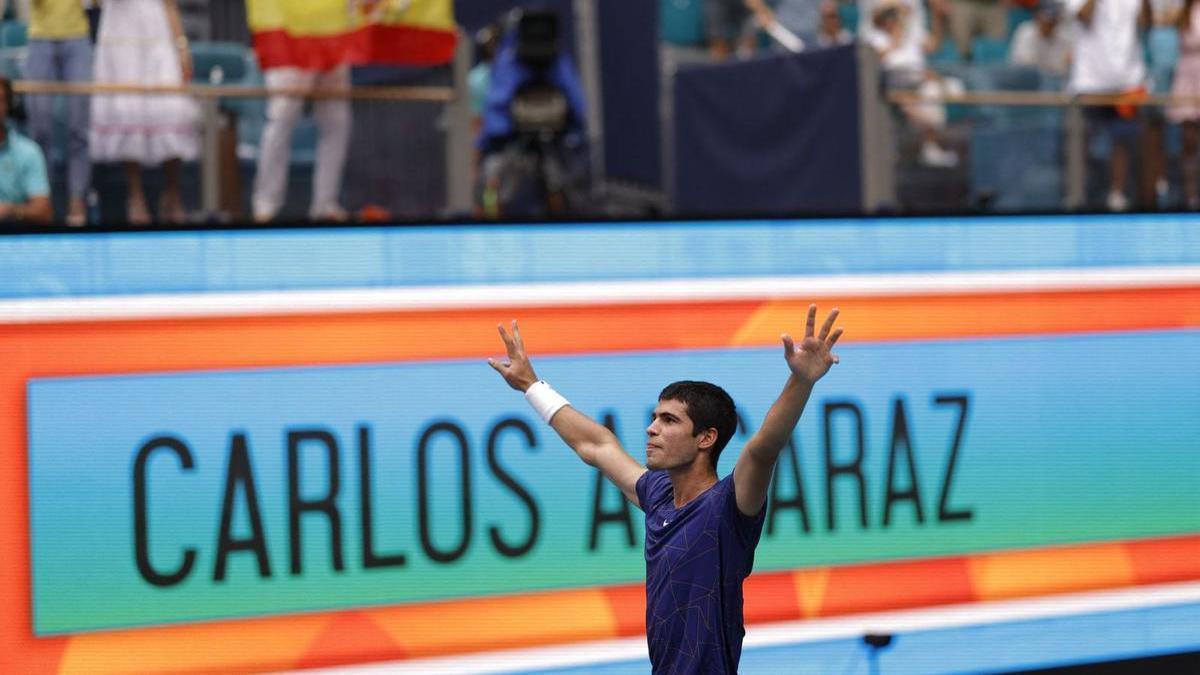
[744,0,777,28]
[925,0,950,53]
[164,0,193,82]
[0,197,51,223]
[19,196,51,223]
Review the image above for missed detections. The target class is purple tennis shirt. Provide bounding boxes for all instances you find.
[635,470,768,674]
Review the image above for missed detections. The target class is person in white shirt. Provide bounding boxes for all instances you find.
[1066,0,1152,211]
[866,0,963,167]
[1009,2,1075,77]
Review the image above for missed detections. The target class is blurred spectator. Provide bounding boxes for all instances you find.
[1009,1,1075,77]
[91,0,197,224]
[745,0,821,49]
[470,24,501,133]
[1066,0,1152,211]
[1169,0,1200,207]
[817,0,855,46]
[949,0,1007,61]
[253,62,351,222]
[0,75,52,223]
[707,0,756,58]
[866,0,963,167]
[19,0,91,225]
[470,23,500,217]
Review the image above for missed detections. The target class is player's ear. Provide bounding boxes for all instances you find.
[697,427,718,450]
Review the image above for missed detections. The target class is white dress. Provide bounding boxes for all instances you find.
[90,0,198,165]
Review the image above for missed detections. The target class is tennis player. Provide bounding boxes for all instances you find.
[488,304,843,673]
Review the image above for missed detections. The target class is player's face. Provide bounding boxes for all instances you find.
[645,399,705,471]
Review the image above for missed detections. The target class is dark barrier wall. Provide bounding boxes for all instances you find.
[597,0,661,188]
[674,44,861,214]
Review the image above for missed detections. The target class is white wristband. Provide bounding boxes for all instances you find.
[524,380,570,423]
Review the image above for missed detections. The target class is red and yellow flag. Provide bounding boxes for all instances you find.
[248,0,457,70]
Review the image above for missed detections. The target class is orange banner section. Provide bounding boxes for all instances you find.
[23,533,1200,673]
[4,284,1200,673]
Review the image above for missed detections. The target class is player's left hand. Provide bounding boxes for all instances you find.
[781,304,842,384]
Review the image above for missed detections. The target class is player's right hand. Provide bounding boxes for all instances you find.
[487,320,540,392]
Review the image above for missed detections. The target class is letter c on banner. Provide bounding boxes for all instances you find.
[133,436,198,587]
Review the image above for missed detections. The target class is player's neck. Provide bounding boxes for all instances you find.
[667,466,718,508]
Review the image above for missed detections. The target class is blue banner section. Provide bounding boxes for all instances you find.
[27,329,1200,634]
[673,46,862,214]
[1,218,1199,299]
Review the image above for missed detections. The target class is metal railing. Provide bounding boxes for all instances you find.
[883,88,1200,212]
[9,30,474,222]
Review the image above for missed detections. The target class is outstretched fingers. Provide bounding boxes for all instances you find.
[511,319,524,351]
[497,322,520,359]
[805,304,817,338]
[826,327,844,365]
[781,333,795,358]
[819,307,839,341]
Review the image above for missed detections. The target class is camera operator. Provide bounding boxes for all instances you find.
[476,9,589,218]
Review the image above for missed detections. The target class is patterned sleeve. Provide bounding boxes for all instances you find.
[722,475,767,539]
[636,470,668,510]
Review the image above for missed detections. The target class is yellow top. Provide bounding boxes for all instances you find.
[29,0,89,41]
[247,0,455,35]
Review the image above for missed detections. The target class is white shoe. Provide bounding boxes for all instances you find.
[920,141,959,168]
[311,205,349,222]
[1106,190,1129,212]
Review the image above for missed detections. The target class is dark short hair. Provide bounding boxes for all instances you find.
[658,381,737,470]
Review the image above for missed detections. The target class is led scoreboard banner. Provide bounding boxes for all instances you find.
[2,218,1199,673]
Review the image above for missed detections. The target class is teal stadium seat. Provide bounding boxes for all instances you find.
[661,0,706,47]
[191,41,251,84]
[970,36,1008,64]
[0,20,26,49]
[837,3,859,38]
[0,20,27,77]
[929,37,961,68]
[184,42,308,166]
[203,42,317,168]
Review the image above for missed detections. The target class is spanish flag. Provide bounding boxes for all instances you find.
[248,0,457,70]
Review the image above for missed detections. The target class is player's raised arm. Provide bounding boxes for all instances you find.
[488,320,647,507]
[733,305,843,516]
